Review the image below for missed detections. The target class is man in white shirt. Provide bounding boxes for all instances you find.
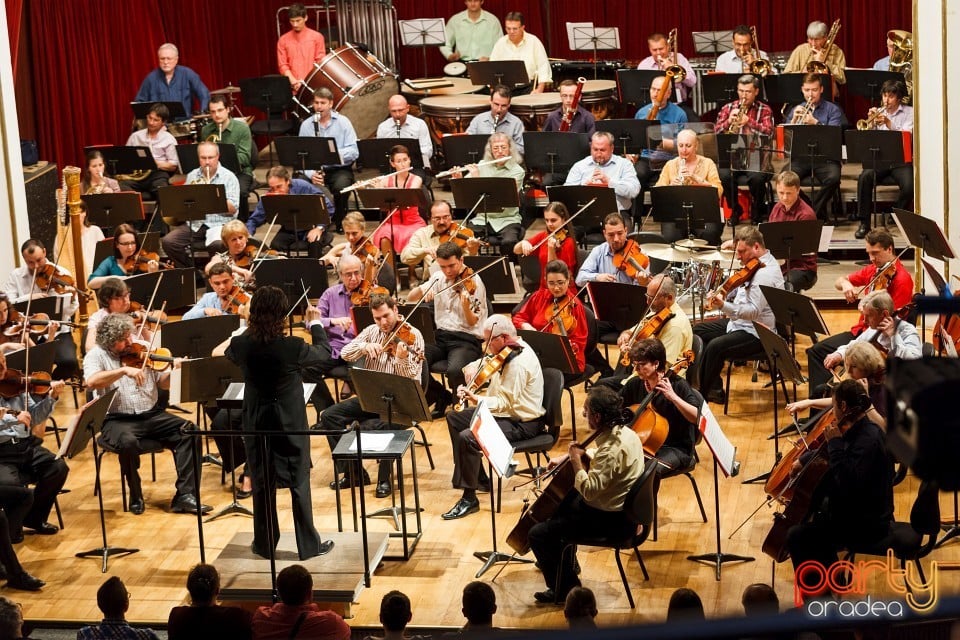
[489,11,551,94]
[120,102,179,202]
[565,131,641,221]
[375,95,433,171]
[714,25,775,75]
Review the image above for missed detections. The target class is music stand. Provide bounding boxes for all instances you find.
[760,283,829,354]
[176,143,242,177]
[262,194,330,239]
[845,69,906,104]
[71,390,138,572]
[758,220,823,291]
[162,316,242,358]
[763,73,831,106]
[82,193,146,227]
[441,135,489,169]
[845,130,906,229]
[546,185,618,232]
[275,136,342,174]
[253,259,329,325]
[5,340,56,373]
[131,101,187,122]
[11,296,61,320]
[398,18,446,79]
[586,281,648,331]
[358,138,425,173]
[466,61,529,89]
[893,208,956,263]
[522,132,590,175]
[784,125,842,202]
[649,186,722,240]
[692,30,734,56]
[567,24,621,80]
[126,269,198,310]
[517,330,578,375]
[92,233,160,270]
[157,184,229,227]
[595,120,655,156]
[449,177,519,233]
[463,256,517,296]
[616,69,668,106]
[87,146,158,179]
[239,75,294,166]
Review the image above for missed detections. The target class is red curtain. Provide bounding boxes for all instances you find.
[19,0,910,170]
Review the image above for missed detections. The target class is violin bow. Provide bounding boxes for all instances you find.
[354,206,402,258]
[540,283,589,331]
[285,282,312,319]
[432,256,509,298]
[135,272,164,340]
[137,302,167,373]
[249,214,279,274]
[527,198,597,254]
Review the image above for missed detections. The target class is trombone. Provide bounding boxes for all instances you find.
[662,28,687,83]
[747,26,772,77]
[806,19,841,74]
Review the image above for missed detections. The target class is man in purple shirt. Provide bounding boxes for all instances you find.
[542,79,596,135]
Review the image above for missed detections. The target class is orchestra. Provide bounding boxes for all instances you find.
[11,5,960,631]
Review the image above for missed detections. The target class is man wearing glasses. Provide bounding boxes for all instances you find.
[400,200,479,286]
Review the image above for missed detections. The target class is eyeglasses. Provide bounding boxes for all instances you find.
[117,241,137,246]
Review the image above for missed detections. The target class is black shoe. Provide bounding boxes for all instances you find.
[431,390,453,420]
[441,497,480,520]
[855,223,870,239]
[23,521,58,536]
[235,487,252,500]
[129,497,145,515]
[329,469,371,490]
[170,494,213,514]
[7,572,44,591]
[302,540,335,560]
[534,588,560,604]
[0,563,6,580]
[375,481,392,498]
[706,388,726,404]
[9,532,23,544]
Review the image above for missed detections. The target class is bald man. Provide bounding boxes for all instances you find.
[376,95,434,170]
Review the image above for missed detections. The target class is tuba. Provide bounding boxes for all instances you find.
[748,26,773,77]
[663,28,687,83]
[888,29,914,101]
[806,19,841,74]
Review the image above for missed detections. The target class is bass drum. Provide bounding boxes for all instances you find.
[296,44,398,139]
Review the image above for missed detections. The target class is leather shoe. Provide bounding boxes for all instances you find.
[24,522,58,536]
[534,589,560,604]
[129,497,145,515]
[7,572,44,591]
[170,494,213,515]
[441,497,480,520]
[431,390,453,420]
[329,469,371,490]
[375,481,392,498]
[235,488,252,500]
[855,223,870,239]
[9,533,23,544]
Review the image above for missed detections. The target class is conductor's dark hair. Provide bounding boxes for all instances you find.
[379,590,412,632]
[435,241,463,260]
[276,564,313,606]
[247,286,287,343]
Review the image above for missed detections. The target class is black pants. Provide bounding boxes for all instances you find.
[324,168,354,228]
[0,440,68,534]
[0,502,28,579]
[446,409,543,490]
[426,329,482,392]
[719,170,770,222]
[805,331,853,397]
[692,319,764,394]
[161,224,227,269]
[99,410,198,500]
[857,165,913,224]
[467,222,523,249]
[51,332,79,381]
[237,173,254,223]
[529,492,631,595]
[660,222,723,247]
[269,227,329,259]
[207,407,246,475]
[320,397,392,481]
[785,268,818,293]
[790,160,841,220]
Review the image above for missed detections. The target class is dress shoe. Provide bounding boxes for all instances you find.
[235,487,252,500]
[329,469,371,490]
[534,588,560,604]
[706,388,726,404]
[431,390,453,420]
[129,497,145,515]
[24,522,58,536]
[441,497,480,520]
[170,494,213,514]
[855,223,870,240]
[9,533,23,544]
[0,562,6,580]
[7,572,44,591]
[375,481,392,498]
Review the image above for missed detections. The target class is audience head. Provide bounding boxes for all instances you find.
[0,597,22,639]
[186,563,221,606]
[461,581,496,626]
[276,565,313,606]
[563,586,598,628]
[741,583,780,616]
[667,587,705,622]
[379,590,412,632]
[97,576,130,619]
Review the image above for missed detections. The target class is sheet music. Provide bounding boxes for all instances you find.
[698,402,737,477]
[565,22,593,50]
[221,383,316,404]
[470,400,516,478]
[818,226,834,253]
[169,365,182,407]
[348,432,394,453]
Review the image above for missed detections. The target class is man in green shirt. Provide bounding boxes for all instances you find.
[201,94,254,221]
[439,0,503,65]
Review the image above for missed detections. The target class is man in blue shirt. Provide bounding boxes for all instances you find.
[134,43,209,118]
[246,166,333,258]
[632,75,687,204]
[182,263,243,320]
[299,87,358,231]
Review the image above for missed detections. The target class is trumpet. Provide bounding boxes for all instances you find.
[806,19,841,74]
[790,100,814,125]
[748,26,772,77]
[726,99,748,134]
[857,105,887,130]
[663,28,687,83]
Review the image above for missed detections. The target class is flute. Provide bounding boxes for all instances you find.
[434,157,506,180]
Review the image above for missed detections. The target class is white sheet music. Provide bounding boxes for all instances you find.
[699,402,738,477]
[169,365,182,407]
[219,383,317,404]
[348,432,394,453]
[818,226,834,253]
[470,400,516,478]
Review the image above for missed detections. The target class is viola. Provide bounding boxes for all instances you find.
[456,345,521,410]
[349,279,389,307]
[34,264,92,301]
[121,251,174,274]
[542,296,577,337]
[551,228,570,244]
[627,350,695,457]
[2,312,77,339]
[438,223,487,250]
[232,244,279,268]
[611,240,651,286]
[707,257,761,309]
[381,321,425,362]
[221,286,250,315]
[127,301,168,327]
[620,307,675,366]
[119,343,175,371]
[0,368,52,397]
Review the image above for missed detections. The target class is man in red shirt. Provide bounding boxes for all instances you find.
[251,565,350,640]
[805,228,913,394]
[767,170,818,292]
[278,3,326,93]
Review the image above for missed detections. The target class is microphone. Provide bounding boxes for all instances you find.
[394,118,402,137]
[314,112,320,137]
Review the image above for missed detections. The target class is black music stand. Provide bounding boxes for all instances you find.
[758,220,823,292]
[92,233,160,270]
[87,146,158,180]
[11,296,61,320]
[5,340,56,373]
[586,281,648,331]
[466,61,529,88]
[463,256,517,296]
[176,143,242,177]
[845,130,906,229]
[517,330,578,375]
[262,194,331,239]
[449,177,519,234]
[783,125,842,202]
[763,73,832,106]
[649,185,721,240]
[253,259,329,326]
[275,136,342,174]
[546,185,618,233]
[131,101,187,121]
[616,69,669,106]
[125,269,198,310]
[759,284,829,355]
[845,69,906,104]
[743,322,803,485]
[162,316,242,358]
[358,138,425,173]
[71,390,138,572]
[893,208,955,264]
[82,193,146,227]
[596,120,655,156]
[351,305,436,344]
[239,75,295,166]
[522,132,590,176]
[441,135,489,170]
[700,74,746,108]
[157,184,229,227]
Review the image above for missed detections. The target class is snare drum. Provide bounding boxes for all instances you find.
[581,79,618,121]
[418,95,489,151]
[295,44,398,139]
[511,93,561,132]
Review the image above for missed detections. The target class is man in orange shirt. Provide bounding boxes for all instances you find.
[278,3,327,93]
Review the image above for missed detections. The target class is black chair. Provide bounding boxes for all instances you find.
[510,368,564,489]
[722,345,791,415]
[557,463,657,608]
[844,479,941,586]
[95,437,166,512]
[519,255,541,295]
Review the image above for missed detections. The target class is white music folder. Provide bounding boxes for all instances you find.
[470,400,517,479]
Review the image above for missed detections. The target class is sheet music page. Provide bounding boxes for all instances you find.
[565,22,593,50]
[348,432,394,453]
[470,400,516,478]
[169,365,182,406]
[699,402,737,477]
[818,226,834,253]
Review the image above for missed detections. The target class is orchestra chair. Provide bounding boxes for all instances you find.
[843,479,941,588]
[94,436,166,512]
[563,306,599,442]
[556,462,657,608]
[722,344,791,416]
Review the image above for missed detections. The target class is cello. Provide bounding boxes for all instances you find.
[627,350,695,457]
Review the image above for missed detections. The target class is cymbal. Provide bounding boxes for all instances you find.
[673,238,709,248]
[644,243,698,263]
[212,86,242,95]
[694,250,736,263]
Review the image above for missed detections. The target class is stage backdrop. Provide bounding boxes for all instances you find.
[11,0,909,170]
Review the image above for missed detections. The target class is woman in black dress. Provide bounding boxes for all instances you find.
[224,286,333,560]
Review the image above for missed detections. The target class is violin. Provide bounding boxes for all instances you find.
[0,368,52,397]
[127,301,168,327]
[871,261,898,292]
[221,286,251,315]
[611,240,651,286]
[121,251,174,274]
[456,345,521,410]
[542,296,577,337]
[2,312,77,339]
[438,223,487,250]
[453,266,478,296]
[119,343,175,371]
[232,244,279,268]
[34,264,92,301]
[349,279,389,307]
[620,307,675,366]
[627,350,695,457]
[381,321,425,362]
[551,228,570,244]
[706,257,761,309]
[350,236,381,261]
